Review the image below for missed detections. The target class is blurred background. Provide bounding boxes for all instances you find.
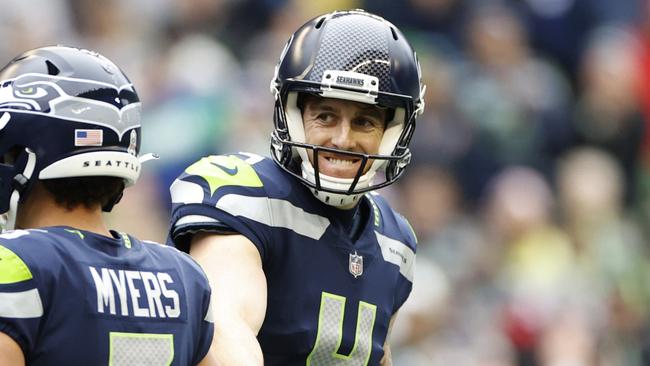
[3,0,650,364]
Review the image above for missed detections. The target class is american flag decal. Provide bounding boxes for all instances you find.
[75,129,103,146]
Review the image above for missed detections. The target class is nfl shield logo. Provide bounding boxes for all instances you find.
[349,251,363,278]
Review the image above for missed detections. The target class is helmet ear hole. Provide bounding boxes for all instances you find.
[1,147,20,165]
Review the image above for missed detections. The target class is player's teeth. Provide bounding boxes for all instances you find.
[328,158,354,166]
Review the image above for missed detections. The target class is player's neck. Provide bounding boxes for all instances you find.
[14,184,111,237]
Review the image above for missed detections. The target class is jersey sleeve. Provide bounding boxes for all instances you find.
[167,153,273,261]
[0,231,53,356]
[370,194,418,313]
[393,212,418,311]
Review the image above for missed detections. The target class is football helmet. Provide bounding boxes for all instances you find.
[270,9,426,207]
[0,45,150,228]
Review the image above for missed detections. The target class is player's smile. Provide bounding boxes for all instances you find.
[317,152,362,179]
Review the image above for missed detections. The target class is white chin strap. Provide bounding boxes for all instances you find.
[4,148,37,231]
[5,190,20,231]
[301,160,376,207]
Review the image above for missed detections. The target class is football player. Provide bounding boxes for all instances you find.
[0,46,215,366]
[168,10,425,366]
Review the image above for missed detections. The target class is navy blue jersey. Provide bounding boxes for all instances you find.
[168,153,416,365]
[0,227,213,365]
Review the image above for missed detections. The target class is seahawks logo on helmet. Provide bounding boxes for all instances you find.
[0,73,141,138]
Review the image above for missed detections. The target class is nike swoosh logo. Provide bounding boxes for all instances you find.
[71,106,91,114]
[210,162,238,176]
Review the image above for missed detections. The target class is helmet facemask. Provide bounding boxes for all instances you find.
[0,146,37,230]
[272,88,416,207]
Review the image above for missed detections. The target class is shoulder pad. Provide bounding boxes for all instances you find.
[171,154,264,205]
[185,154,263,195]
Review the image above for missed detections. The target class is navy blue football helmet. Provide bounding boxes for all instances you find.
[270,9,426,207]
[0,46,147,227]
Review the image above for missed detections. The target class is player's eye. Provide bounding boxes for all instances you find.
[354,117,381,130]
[317,113,335,123]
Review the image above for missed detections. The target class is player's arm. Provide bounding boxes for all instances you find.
[190,231,266,366]
[0,332,25,366]
[196,352,219,366]
[380,312,399,366]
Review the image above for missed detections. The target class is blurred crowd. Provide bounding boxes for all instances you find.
[2,0,650,364]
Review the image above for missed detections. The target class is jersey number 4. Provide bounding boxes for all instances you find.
[307,292,377,366]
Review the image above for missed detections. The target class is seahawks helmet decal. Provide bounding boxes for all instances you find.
[0,73,140,138]
[0,45,152,228]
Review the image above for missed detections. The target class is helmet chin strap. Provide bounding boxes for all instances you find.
[4,148,36,232]
[5,190,21,231]
[300,159,376,208]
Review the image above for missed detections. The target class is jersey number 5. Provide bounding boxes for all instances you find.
[307,292,377,366]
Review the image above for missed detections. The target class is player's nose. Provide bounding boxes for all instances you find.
[330,120,356,150]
